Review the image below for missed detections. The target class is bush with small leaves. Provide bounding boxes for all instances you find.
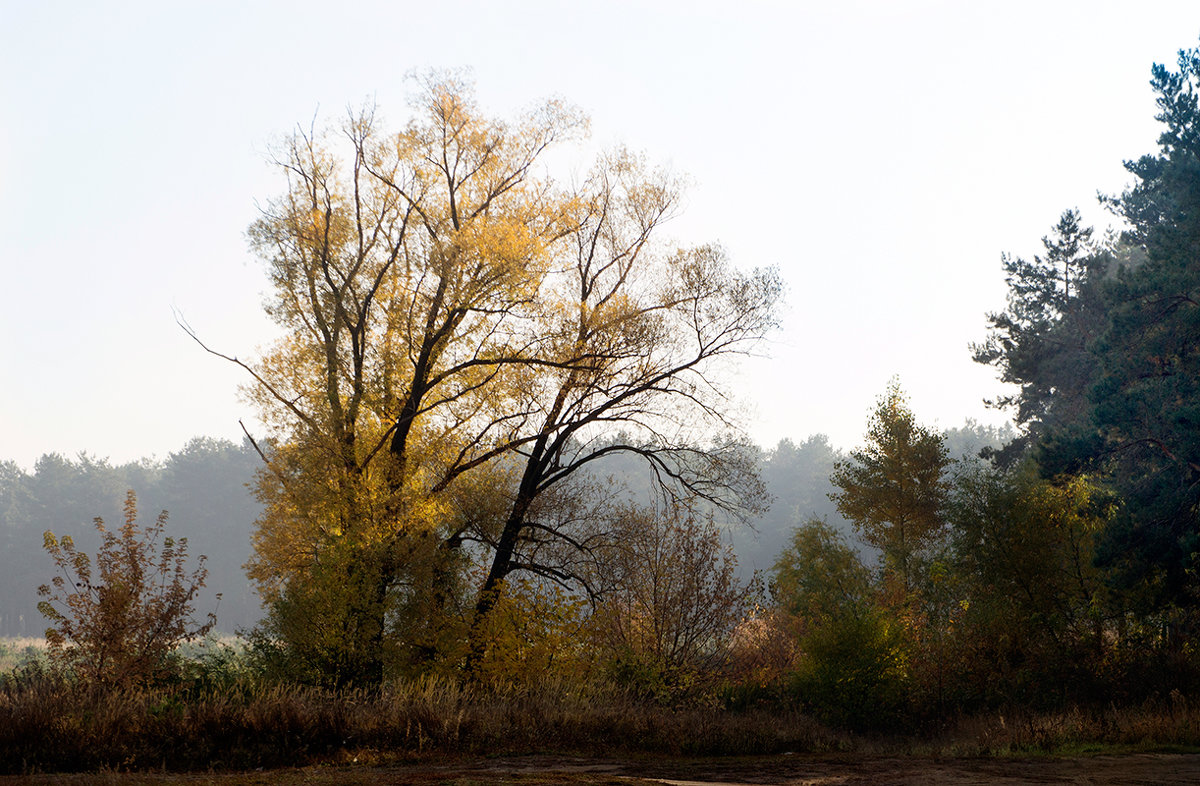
[37,490,216,687]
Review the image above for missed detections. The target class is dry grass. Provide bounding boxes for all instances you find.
[3,664,1198,775]
[0,676,838,774]
[0,638,46,673]
[0,767,667,785]
[927,691,1200,756]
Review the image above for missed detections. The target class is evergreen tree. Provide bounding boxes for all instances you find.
[1048,46,1200,611]
[830,380,950,600]
[972,210,1112,465]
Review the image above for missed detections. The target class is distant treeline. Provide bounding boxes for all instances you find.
[0,438,261,637]
[0,423,1005,640]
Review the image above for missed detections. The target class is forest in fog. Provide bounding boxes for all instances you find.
[0,418,1010,627]
[0,421,1008,640]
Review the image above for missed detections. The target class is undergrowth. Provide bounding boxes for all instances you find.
[3,642,1199,774]
[0,671,839,774]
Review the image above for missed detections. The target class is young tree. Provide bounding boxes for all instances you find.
[772,518,872,621]
[772,520,906,729]
[947,462,1114,704]
[467,574,594,689]
[590,504,757,697]
[37,491,215,687]
[830,380,950,601]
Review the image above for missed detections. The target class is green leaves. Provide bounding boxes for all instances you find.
[772,518,871,621]
[830,380,949,598]
[972,209,1111,451]
[1052,45,1200,611]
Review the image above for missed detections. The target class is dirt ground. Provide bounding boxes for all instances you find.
[6,753,1200,786]
[485,752,1200,785]
[620,752,1200,784]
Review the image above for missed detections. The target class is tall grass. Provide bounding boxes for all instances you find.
[929,693,1200,756]
[4,638,1199,774]
[0,674,839,774]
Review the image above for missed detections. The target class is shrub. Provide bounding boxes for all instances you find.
[790,608,909,731]
[37,490,216,687]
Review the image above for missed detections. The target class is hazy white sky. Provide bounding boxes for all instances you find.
[2,1,1197,469]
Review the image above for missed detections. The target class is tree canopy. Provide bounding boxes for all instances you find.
[195,75,780,686]
[988,44,1200,614]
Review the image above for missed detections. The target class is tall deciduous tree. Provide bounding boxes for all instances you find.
[466,149,778,659]
[188,74,586,686]
[193,75,775,686]
[830,380,949,600]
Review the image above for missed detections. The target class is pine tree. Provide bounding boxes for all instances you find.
[830,380,949,600]
[972,210,1111,464]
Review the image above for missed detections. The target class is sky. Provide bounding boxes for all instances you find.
[2,1,1198,470]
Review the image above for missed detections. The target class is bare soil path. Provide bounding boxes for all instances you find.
[4,753,1200,785]
[623,752,1200,784]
